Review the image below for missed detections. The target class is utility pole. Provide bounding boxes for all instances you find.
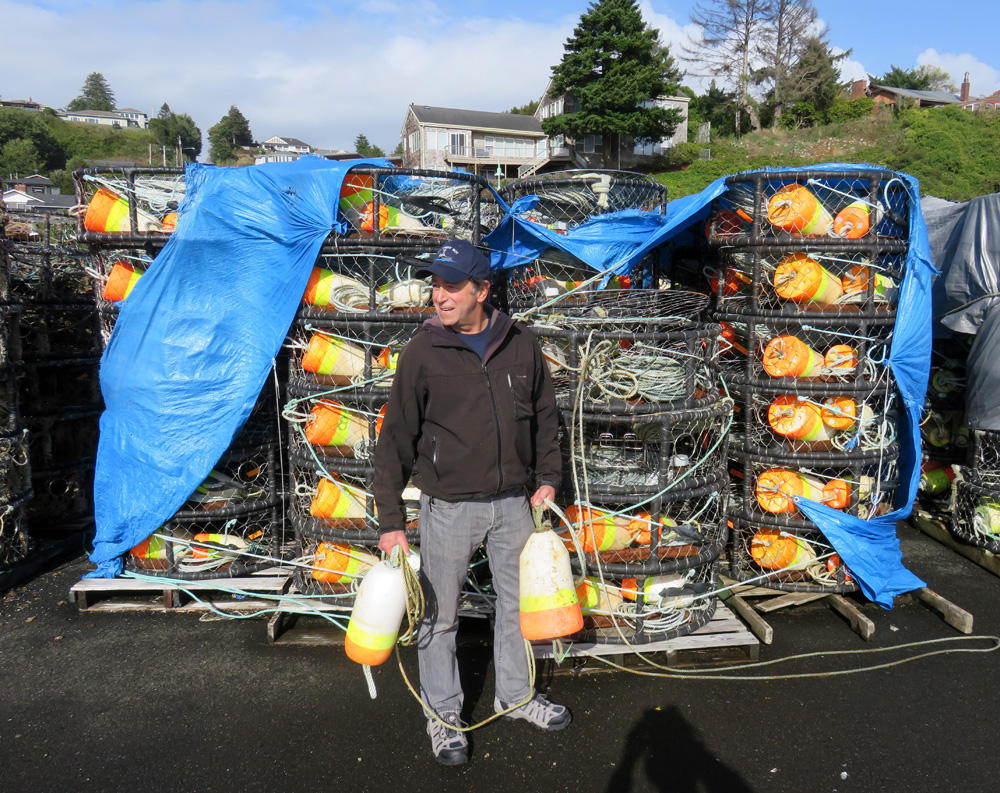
[161,146,167,166]
[176,135,182,166]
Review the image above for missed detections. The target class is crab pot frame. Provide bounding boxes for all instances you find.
[967,430,1000,488]
[705,168,910,245]
[19,357,102,414]
[950,476,1000,554]
[730,447,900,529]
[333,167,488,242]
[17,303,103,361]
[499,169,668,230]
[0,429,32,505]
[285,376,388,461]
[712,244,906,318]
[0,363,25,435]
[728,381,899,458]
[727,512,859,593]
[73,166,186,245]
[571,561,719,645]
[562,467,729,577]
[496,248,660,314]
[0,489,33,571]
[0,304,22,365]
[2,241,95,306]
[2,206,82,249]
[27,461,95,531]
[24,408,101,473]
[289,311,425,391]
[287,447,419,544]
[561,400,731,498]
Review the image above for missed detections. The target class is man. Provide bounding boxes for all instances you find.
[373,238,570,766]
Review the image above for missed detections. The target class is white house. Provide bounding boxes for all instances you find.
[57,108,149,128]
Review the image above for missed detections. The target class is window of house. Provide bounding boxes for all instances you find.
[633,138,663,156]
[580,134,603,154]
[408,130,419,152]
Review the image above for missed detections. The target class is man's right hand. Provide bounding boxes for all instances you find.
[378,530,410,556]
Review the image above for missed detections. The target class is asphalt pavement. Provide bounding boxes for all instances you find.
[1,520,997,793]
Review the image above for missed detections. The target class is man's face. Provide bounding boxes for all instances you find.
[430,274,488,333]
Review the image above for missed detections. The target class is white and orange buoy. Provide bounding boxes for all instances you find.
[833,200,873,239]
[767,396,834,443]
[755,468,851,514]
[309,476,367,521]
[301,333,377,383]
[574,577,624,616]
[772,253,844,306]
[766,184,833,236]
[520,506,584,641]
[750,528,817,570]
[83,187,164,233]
[302,267,369,308]
[561,505,650,553]
[312,542,377,584]
[345,549,408,666]
[304,401,371,455]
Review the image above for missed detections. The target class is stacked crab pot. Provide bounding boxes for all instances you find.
[285,168,493,600]
[951,430,1000,552]
[76,167,284,579]
[0,204,105,566]
[498,171,731,644]
[706,168,910,593]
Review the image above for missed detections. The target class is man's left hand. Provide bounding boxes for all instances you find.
[530,484,556,509]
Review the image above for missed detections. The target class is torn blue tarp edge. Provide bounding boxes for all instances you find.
[86,157,392,578]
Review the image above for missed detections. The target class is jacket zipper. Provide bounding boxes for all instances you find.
[484,362,503,494]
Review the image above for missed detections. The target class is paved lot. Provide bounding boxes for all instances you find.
[1,520,997,793]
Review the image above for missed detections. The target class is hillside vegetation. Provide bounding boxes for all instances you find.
[654,105,1000,201]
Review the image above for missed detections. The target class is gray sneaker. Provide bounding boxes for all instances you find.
[494,692,571,731]
[427,711,468,766]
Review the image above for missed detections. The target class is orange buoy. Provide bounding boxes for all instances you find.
[709,266,751,296]
[719,321,748,355]
[833,200,872,239]
[766,184,833,236]
[826,553,853,582]
[755,468,850,513]
[83,187,164,233]
[520,509,584,640]
[562,505,647,552]
[339,173,373,213]
[302,267,369,307]
[841,265,897,302]
[102,261,145,301]
[189,532,248,560]
[767,396,833,442]
[575,577,624,615]
[772,253,844,305]
[820,396,858,430]
[824,344,858,374]
[130,533,170,560]
[161,212,179,232]
[708,208,750,238]
[312,542,377,583]
[304,401,370,451]
[821,478,852,510]
[750,528,816,570]
[762,335,825,378]
[301,333,374,382]
[345,553,407,666]
[310,476,367,520]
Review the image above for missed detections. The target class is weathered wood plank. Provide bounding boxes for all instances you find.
[917,587,974,634]
[827,594,876,640]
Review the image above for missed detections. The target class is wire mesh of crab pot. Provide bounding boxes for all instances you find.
[2,239,95,306]
[333,167,490,242]
[726,511,859,594]
[0,427,31,503]
[561,468,730,578]
[727,382,899,461]
[568,560,720,646]
[72,166,185,245]
[705,167,910,246]
[559,400,732,502]
[967,430,1000,489]
[710,243,906,319]
[2,205,82,251]
[284,375,388,462]
[950,476,1000,554]
[528,318,722,414]
[287,311,424,392]
[729,446,900,530]
[0,488,33,573]
[499,169,668,230]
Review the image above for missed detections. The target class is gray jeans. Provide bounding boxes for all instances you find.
[416,490,535,716]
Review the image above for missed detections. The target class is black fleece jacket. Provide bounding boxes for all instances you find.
[373,306,561,534]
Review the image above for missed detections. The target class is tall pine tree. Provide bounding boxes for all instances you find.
[207,106,253,164]
[543,0,683,168]
[66,72,116,112]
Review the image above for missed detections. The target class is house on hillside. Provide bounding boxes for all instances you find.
[399,87,689,180]
[2,175,76,210]
[400,105,547,178]
[57,108,148,128]
[851,73,998,113]
[0,98,43,112]
[255,136,314,164]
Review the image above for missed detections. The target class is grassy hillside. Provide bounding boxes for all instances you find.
[655,106,1000,201]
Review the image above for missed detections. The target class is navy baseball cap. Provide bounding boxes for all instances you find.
[417,239,490,283]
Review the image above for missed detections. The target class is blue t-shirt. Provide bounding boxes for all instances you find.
[457,326,490,361]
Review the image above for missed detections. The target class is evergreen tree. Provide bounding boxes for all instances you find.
[207,106,253,164]
[150,107,202,162]
[876,65,935,90]
[689,81,752,139]
[543,0,684,168]
[507,100,540,115]
[354,133,385,157]
[66,72,116,112]
[0,109,65,172]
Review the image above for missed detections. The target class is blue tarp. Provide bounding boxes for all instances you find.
[486,164,931,607]
[89,156,390,578]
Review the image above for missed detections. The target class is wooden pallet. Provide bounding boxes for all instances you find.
[534,603,759,672]
[69,570,290,613]
[911,508,1000,579]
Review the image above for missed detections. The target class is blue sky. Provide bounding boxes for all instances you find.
[3,0,997,157]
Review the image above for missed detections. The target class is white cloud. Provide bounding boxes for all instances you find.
[833,48,868,85]
[1,0,573,156]
[916,49,1000,95]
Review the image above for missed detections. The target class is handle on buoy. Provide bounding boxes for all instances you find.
[532,503,551,533]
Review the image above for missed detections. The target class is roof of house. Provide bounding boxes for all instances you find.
[116,107,147,114]
[7,174,54,186]
[279,137,311,148]
[409,105,543,134]
[869,84,960,104]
